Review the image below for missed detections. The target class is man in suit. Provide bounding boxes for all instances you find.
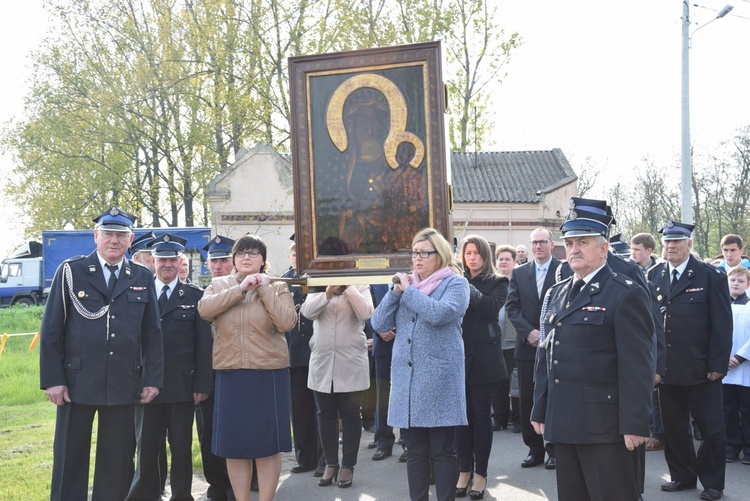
[40,207,164,501]
[128,234,213,501]
[648,221,732,501]
[197,235,236,500]
[531,198,653,501]
[506,227,560,469]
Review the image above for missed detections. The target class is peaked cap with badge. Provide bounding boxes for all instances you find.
[559,197,614,239]
[93,207,136,232]
[148,233,187,258]
[609,233,632,257]
[202,235,235,260]
[130,230,155,254]
[658,220,694,241]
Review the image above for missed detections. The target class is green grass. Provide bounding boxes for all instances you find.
[0,305,45,335]
[0,307,205,500]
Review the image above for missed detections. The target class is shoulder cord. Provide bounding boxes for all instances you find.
[63,262,110,320]
[538,286,553,345]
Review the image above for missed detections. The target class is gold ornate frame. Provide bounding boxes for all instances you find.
[289,41,451,280]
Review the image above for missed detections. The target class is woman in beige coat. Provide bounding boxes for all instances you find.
[301,284,373,489]
[198,235,296,501]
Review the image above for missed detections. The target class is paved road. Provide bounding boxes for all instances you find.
[187,428,748,500]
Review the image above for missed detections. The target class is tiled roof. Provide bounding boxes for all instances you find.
[451,148,577,203]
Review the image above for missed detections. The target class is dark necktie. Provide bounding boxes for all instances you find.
[567,279,585,308]
[158,284,170,312]
[106,264,118,294]
[671,269,679,290]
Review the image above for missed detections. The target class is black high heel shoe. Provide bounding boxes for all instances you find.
[456,473,473,498]
[317,465,339,487]
[337,466,354,488]
[469,476,486,500]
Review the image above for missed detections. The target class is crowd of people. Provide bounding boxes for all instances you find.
[38,202,750,501]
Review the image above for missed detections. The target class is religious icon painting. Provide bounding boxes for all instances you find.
[289,41,452,280]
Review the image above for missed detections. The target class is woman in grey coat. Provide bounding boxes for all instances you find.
[371,227,470,501]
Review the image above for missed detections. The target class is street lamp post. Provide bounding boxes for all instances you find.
[680,2,733,224]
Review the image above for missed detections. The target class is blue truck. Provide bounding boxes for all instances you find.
[0,228,211,307]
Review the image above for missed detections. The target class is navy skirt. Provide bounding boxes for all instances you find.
[212,368,292,459]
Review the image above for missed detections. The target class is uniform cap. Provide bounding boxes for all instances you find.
[129,230,155,254]
[609,233,631,256]
[560,197,613,239]
[147,233,187,257]
[202,235,235,260]
[659,221,694,240]
[93,207,136,232]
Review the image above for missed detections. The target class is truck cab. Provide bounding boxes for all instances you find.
[0,257,43,306]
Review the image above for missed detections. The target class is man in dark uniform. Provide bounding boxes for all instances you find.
[506,227,560,469]
[40,207,164,501]
[531,199,653,501]
[648,221,732,501]
[128,234,213,501]
[557,200,666,499]
[283,240,324,475]
[129,230,155,272]
[197,235,236,500]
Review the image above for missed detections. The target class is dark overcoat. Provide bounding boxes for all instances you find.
[532,265,654,444]
[40,251,164,405]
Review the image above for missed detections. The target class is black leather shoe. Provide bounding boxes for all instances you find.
[313,464,325,477]
[367,441,377,449]
[544,456,556,470]
[700,489,723,500]
[661,481,697,492]
[372,448,392,460]
[290,463,316,473]
[399,450,408,462]
[521,455,544,468]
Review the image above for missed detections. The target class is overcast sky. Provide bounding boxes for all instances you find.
[1,1,749,260]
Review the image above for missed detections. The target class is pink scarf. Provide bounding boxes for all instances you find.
[411,266,455,296]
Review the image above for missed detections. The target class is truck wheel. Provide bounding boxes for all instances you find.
[14,297,35,307]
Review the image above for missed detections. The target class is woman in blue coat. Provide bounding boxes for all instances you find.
[371,227,470,501]
[455,235,508,499]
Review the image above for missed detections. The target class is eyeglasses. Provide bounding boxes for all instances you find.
[530,240,550,247]
[236,250,261,258]
[410,250,438,259]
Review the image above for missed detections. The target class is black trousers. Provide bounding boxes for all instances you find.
[196,393,234,500]
[128,401,195,501]
[289,366,322,467]
[517,358,548,457]
[493,348,519,425]
[374,353,396,451]
[659,381,726,490]
[455,381,496,477]
[555,442,638,501]
[314,390,363,468]
[723,383,750,458]
[51,403,135,501]
[402,426,457,501]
